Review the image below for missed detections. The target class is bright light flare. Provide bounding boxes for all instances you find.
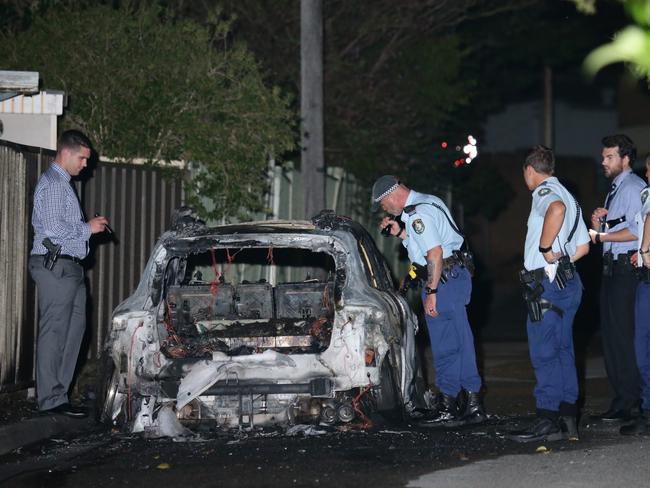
[460,135,478,165]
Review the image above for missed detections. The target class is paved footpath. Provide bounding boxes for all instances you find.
[409,436,650,488]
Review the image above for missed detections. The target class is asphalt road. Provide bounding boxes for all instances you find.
[1,343,648,488]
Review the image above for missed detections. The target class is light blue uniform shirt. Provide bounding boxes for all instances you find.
[399,190,464,265]
[31,162,91,259]
[635,186,650,265]
[604,169,646,256]
[524,177,590,271]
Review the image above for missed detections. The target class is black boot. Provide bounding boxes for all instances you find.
[420,392,459,425]
[460,390,487,424]
[559,402,579,441]
[506,410,563,443]
[620,411,650,436]
[559,416,579,441]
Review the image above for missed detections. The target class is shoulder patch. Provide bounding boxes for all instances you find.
[642,189,649,205]
[538,188,551,197]
[412,219,425,234]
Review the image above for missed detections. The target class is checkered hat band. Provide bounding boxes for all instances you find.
[374,183,398,202]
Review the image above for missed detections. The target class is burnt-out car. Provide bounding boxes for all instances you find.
[98,209,422,434]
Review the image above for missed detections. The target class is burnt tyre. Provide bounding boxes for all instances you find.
[95,352,125,426]
[375,352,404,423]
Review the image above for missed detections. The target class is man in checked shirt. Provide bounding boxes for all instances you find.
[28,130,109,417]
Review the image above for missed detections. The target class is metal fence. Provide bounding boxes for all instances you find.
[0,141,184,392]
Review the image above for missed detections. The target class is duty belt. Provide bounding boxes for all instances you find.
[602,251,635,276]
[519,268,546,284]
[33,253,82,266]
[59,255,83,265]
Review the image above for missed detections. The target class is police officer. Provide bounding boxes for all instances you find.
[589,134,645,422]
[506,145,590,443]
[371,175,485,424]
[621,153,650,435]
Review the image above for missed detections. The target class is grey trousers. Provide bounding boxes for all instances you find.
[28,256,86,410]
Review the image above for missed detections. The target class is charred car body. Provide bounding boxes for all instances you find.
[99,210,421,433]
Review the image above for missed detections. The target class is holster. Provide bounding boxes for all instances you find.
[43,251,55,270]
[400,263,426,295]
[452,249,475,276]
[42,238,61,271]
[636,266,650,284]
[602,251,614,277]
[401,259,451,295]
[519,268,564,323]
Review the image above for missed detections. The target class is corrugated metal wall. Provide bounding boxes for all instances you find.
[0,144,29,391]
[0,141,184,392]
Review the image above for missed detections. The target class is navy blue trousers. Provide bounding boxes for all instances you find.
[526,272,582,411]
[635,282,650,410]
[422,266,481,396]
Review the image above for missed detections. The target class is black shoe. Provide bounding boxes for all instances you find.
[419,392,459,425]
[41,403,88,418]
[460,391,487,425]
[593,408,633,423]
[560,416,579,441]
[620,414,650,436]
[506,416,563,443]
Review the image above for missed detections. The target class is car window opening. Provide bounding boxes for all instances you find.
[160,247,337,358]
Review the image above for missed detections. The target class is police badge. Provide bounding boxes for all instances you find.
[412,219,425,234]
[642,190,648,205]
[538,188,551,196]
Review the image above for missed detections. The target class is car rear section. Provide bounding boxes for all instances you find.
[99,214,419,433]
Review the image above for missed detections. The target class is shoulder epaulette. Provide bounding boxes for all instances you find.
[404,205,417,216]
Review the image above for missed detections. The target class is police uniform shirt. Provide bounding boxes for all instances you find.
[524,177,590,271]
[399,190,464,266]
[604,169,646,256]
[635,186,650,264]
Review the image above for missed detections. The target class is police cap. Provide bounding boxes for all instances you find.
[371,175,399,211]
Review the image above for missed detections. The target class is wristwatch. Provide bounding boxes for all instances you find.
[425,286,438,295]
[640,248,650,255]
[538,245,552,253]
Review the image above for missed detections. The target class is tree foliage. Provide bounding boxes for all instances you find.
[1,2,296,219]
[572,0,650,82]
[213,0,531,188]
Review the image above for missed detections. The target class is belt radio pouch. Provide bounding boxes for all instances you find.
[602,251,614,277]
[554,255,576,290]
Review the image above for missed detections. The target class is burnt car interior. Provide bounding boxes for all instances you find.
[160,247,338,359]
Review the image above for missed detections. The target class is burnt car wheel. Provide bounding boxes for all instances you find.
[96,352,124,426]
[375,351,404,422]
